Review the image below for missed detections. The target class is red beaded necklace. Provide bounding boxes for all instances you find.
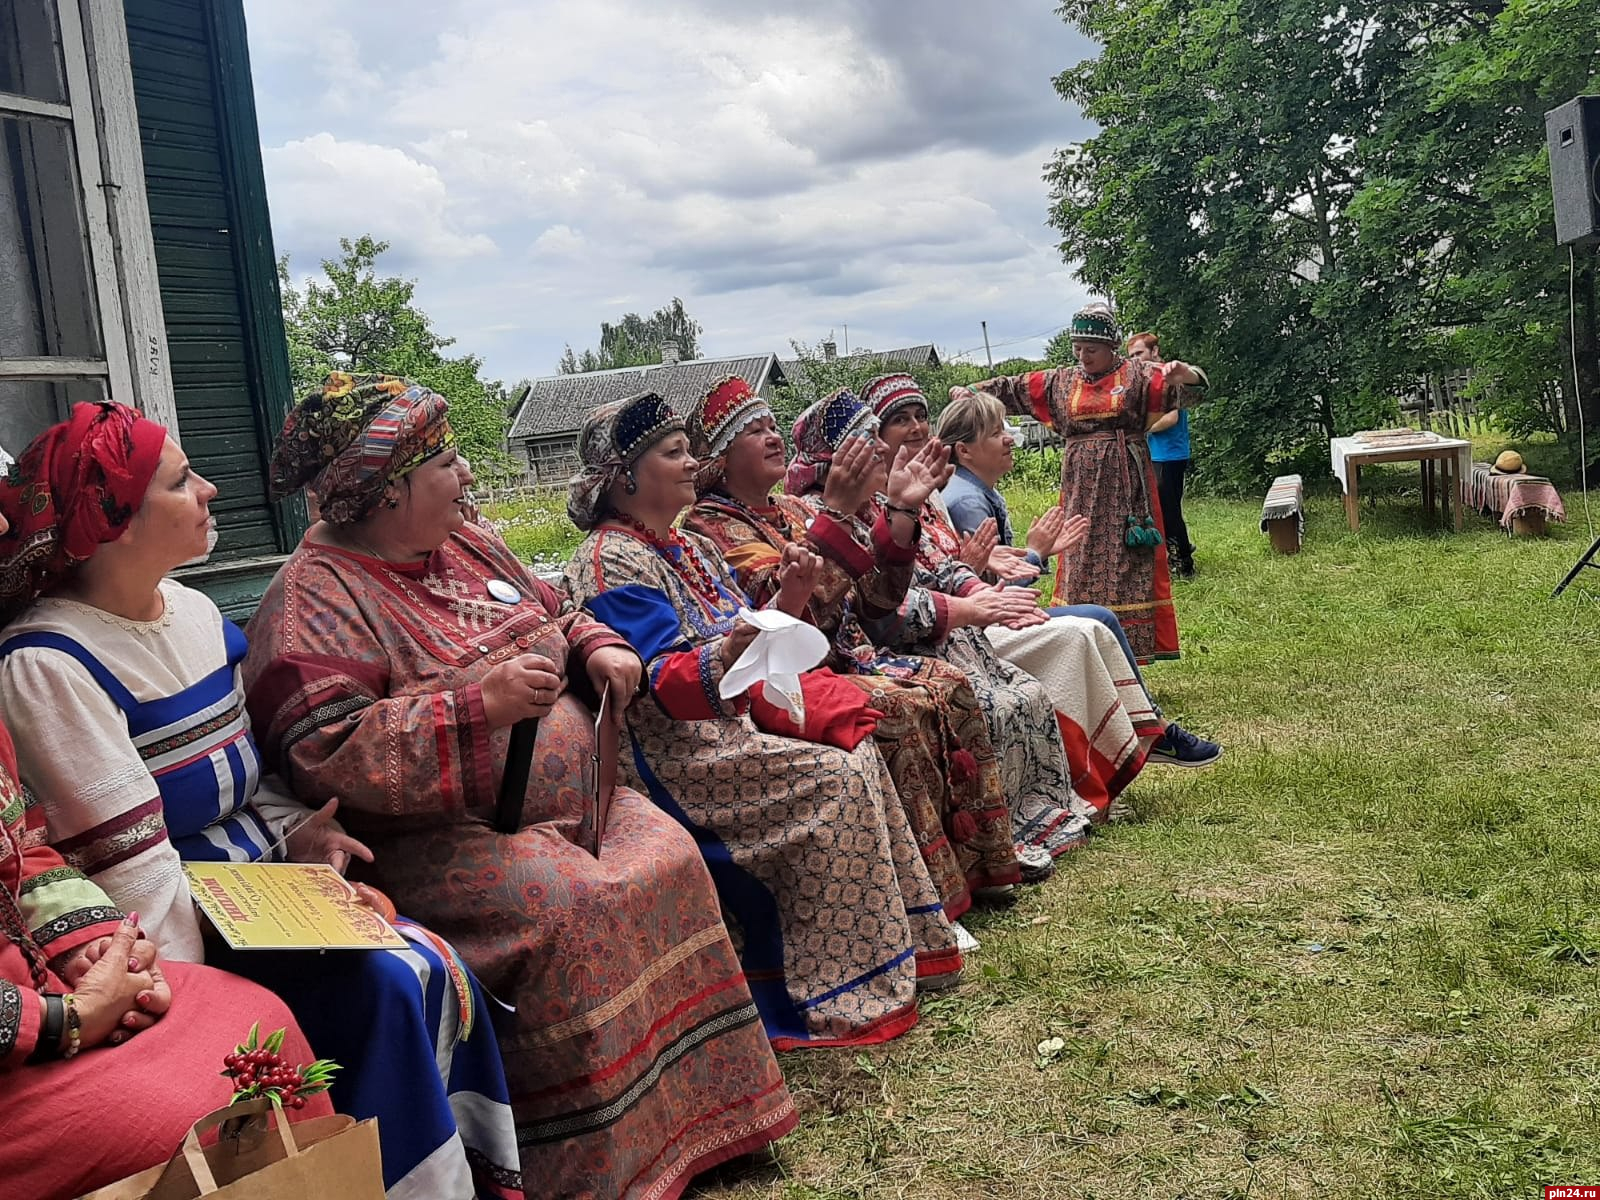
[612,513,724,603]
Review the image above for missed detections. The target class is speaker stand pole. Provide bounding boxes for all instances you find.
[1553,535,1600,597]
[1555,245,1600,598]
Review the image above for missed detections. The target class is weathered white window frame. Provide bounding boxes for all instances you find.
[0,0,177,435]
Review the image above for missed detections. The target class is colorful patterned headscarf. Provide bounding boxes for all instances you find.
[567,392,685,531]
[268,372,455,525]
[782,388,878,497]
[687,376,774,496]
[860,373,927,425]
[1069,303,1121,346]
[0,401,167,626]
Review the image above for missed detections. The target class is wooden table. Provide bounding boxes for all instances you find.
[1329,434,1473,532]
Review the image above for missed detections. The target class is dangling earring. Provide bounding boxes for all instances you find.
[624,471,638,495]
[385,495,400,509]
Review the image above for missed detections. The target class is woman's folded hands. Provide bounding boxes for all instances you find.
[61,914,170,1051]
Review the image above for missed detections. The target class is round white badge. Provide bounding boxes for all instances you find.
[487,579,522,605]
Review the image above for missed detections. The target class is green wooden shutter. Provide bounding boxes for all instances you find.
[124,0,303,616]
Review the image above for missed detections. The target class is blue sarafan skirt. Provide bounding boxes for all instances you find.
[216,922,524,1199]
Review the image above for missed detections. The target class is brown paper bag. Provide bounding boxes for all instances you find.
[78,1098,382,1200]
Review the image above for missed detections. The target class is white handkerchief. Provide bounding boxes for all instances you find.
[717,607,829,725]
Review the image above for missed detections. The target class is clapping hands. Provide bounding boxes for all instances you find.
[1026,507,1090,559]
[884,439,954,512]
[820,436,878,515]
[955,586,1048,631]
[775,543,822,617]
[959,518,1000,575]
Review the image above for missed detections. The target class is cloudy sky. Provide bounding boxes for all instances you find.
[241,0,1098,386]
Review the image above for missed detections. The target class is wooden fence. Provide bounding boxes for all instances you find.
[475,480,566,507]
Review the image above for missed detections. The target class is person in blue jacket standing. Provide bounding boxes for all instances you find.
[1129,331,1196,578]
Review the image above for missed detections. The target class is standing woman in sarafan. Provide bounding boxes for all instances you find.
[970,304,1205,664]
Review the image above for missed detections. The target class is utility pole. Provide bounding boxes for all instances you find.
[981,321,994,371]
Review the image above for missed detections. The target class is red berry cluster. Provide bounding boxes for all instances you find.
[221,1024,339,1113]
[223,1049,311,1108]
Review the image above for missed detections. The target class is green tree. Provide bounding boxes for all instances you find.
[278,237,513,473]
[558,298,703,373]
[1043,330,1077,366]
[1047,0,1599,491]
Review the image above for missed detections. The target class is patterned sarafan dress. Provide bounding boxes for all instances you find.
[975,356,1184,663]
[563,524,963,1044]
[849,494,1099,857]
[241,523,797,1200]
[684,490,1018,914]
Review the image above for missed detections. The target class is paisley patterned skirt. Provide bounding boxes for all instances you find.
[1050,433,1180,662]
[623,698,960,1049]
[843,653,1020,916]
[940,627,1095,859]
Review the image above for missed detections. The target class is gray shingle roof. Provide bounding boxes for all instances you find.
[507,354,787,442]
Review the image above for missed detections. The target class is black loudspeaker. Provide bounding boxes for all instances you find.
[1546,96,1600,246]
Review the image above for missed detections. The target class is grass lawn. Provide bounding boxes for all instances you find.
[491,453,1600,1198]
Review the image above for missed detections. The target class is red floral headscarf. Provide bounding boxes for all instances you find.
[0,402,167,626]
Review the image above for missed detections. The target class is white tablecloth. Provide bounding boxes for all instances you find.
[1329,434,1472,494]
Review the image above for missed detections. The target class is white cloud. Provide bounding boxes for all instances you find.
[262,134,496,264]
[241,0,1096,382]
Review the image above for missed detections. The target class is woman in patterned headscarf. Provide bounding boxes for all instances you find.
[683,377,1035,920]
[967,303,1207,664]
[0,398,524,1200]
[563,390,966,1049]
[244,373,797,1198]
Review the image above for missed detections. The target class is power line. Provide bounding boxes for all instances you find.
[948,322,1070,362]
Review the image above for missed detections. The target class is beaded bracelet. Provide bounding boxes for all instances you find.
[61,993,81,1059]
[884,503,921,521]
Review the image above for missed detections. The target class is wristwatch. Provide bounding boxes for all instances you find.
[26,992,66,1062]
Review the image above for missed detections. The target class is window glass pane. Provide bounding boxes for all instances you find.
[0,1,68,105]
[0,113,103,360]
[0,377,104,457]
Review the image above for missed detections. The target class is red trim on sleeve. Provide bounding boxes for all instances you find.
[651,649,723,720]
[807,513,874,577]
[1146,364,1167,416]
[929,591,952,641]
[871,513,917,565]
[454,683,495,807]
[1026,372,1053,426]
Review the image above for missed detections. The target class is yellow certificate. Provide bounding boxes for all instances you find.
[184,863,406,950]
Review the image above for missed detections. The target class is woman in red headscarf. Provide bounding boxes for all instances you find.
[0,401,525,1200]
[0,421,333,1200]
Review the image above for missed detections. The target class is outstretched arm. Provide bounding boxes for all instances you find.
[963,370,1066,428]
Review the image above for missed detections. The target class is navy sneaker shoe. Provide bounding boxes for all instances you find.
[1148,722,1223,768]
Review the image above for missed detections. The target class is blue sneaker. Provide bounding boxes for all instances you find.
[1148,722,1223,768]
